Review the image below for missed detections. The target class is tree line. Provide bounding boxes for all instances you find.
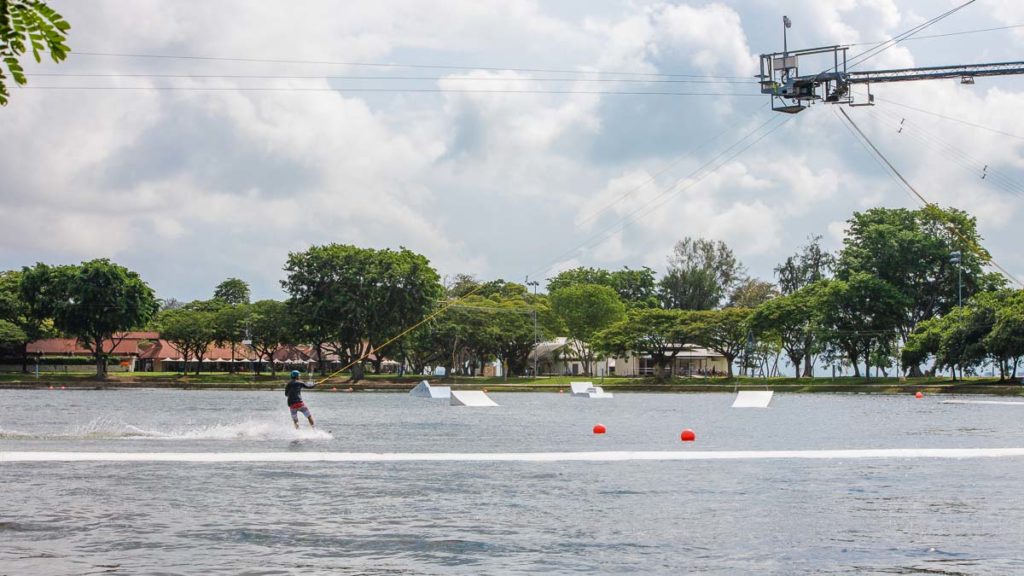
[1,205,1021,381]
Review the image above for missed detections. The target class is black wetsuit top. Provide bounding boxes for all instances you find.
[285,379,315,405]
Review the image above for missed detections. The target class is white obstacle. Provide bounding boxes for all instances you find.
[409,380,451,399]
[570,381,593,397]
[450,390,498,407]
[732,390,774,408]
[570,381,613,398]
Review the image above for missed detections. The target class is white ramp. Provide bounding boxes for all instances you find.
[450,390,498,407]
[570,381,593,397]
[409,380,451,399]
[571,381,612,398]
[732,390,774,408]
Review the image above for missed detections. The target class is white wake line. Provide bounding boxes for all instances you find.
[942,400,1024,406]
[5,448,1024,463]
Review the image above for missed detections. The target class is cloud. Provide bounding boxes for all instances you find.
[2,0,1022,299]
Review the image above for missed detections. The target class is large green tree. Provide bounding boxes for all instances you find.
[20,259,158,377]
[0,269,53,371]
[593,308,696,381]
[213,278,251,305]
[362,248,444,373]
[837,207,1002,371]
[986,291,1024,380]
[282,244,441,375]
[157,306,217,375]
[547,266,658,309]
[212,302,250,373]
[0,0,70,106]
[750,286,824,379]
[248,299,293,376]
[686,307,754,378]
[549,284,625,375]
[659,237,746,310]
[817,274,908,378]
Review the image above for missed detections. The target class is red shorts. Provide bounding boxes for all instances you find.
[289,401,306,410]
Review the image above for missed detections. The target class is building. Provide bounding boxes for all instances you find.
[528,337,729,377]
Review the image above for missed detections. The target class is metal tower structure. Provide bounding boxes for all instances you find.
[758,21,1024,113]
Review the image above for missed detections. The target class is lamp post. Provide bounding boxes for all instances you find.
[950,251,962,308]
[526,276,540,379]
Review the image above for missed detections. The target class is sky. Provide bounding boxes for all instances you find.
[2,0,1023,302]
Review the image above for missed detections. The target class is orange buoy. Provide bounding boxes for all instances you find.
[593,424,606,434]
[48,385,53,390]
[915,391,923,399]
[345,387,354,392]
[331,387,338,392]
[680,428,696,442]
[559,389,564,393]
[60,386,66,390]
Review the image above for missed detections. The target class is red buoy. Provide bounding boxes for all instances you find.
[593,424,606,434]
[915,391,923,399]
[331,387,338,392]
[680,428,696,442]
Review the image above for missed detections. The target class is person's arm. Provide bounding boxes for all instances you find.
[303,380,316,389]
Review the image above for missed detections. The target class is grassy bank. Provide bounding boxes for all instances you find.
[0,371,1021,395]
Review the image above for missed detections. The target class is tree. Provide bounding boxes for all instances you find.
[592,308,697,381]
[212,302,250,373]
[817,274,908,378]
[775,235,835,295]
[837,206,1003,375]
[727,278,778,308]
[282,244,442,375]
[213,278,251,305]
[750,286,823,378]
[282,244,372,374]
[248,299,293,376]
[986,291,1024,380]
[1,0,70,106]
[659,237,746,310]
[0,318,27,351]
[157,307,217,375]
[686,308,754,378]
[20,260,158,377]
[547,266,659,308]
[549,284,625,375]
[0,269,53,372]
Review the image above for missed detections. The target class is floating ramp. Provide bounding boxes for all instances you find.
[409,380,451,399]
[732,390,774,408]
[570,381,613,399]
[450,390,498,407]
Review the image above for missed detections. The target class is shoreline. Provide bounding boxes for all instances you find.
[1,376,1022,395]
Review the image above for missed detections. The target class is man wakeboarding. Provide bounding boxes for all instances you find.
[285,370,316,429]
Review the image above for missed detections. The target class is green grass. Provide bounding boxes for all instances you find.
[0,370,1020,394]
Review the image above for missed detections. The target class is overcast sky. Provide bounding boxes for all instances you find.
[2,0,1022,301]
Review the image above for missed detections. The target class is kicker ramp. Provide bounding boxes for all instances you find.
[409,380,451,399]
[450,390,499,407]
[570,381,613,398]
[732,390,774,408]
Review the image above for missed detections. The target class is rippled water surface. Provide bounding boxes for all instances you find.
[3,388,1024,574]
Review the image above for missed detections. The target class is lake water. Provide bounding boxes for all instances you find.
[2,388,1024,575]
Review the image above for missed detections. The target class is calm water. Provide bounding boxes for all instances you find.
[2,389,1024,575]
